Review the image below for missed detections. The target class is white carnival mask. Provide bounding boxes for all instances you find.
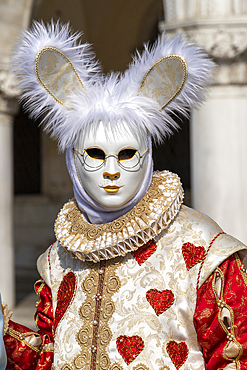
[73,123,149,208]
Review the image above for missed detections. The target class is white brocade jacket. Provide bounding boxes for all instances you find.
[36,171,247,370]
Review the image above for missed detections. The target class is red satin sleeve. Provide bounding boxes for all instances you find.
[194,253,247,369]
[4,279,54,370]
[34,279,54,341]
[34,279,54,370]
[4,320,41,370]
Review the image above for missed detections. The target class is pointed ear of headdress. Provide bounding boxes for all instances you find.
[12,21,100,148]
[125,34,215,140]
[139,55,188,110]
[35,46,85,106]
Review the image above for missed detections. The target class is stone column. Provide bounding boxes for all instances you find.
[160,0,247,243]
[0,0,34,306]
[0,72,19,307]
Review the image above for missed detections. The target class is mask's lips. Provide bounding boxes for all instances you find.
[99,185,124,194]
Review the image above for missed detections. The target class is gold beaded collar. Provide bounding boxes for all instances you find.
[55,171,183,262]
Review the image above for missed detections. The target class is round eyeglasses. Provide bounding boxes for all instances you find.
[73,147,149,169]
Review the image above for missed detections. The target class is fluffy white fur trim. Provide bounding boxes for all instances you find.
[12,22,215,151]
[124,34,215,140]
[12,21,101,148]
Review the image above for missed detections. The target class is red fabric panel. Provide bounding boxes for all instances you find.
[194,254,247,369]
[34,279,54,341]
[4,279,54,370]
[4,321,40,370]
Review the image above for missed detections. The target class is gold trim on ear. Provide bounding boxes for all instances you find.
[35,46,85,106]
[139,55,188,110]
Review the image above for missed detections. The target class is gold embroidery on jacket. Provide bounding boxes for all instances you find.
[133,363,151,370]
[61,364,72,370]
[74,258,121,370]
[109,363,124,370]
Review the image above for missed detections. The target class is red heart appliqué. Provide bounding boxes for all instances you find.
[182,242,206,270]
[116,335,144,364]
[131,239,157,265]
[54,271,76,330]
[146,289,174,316]
[166,341,188,369]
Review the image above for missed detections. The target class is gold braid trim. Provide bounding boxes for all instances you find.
[212,267,242,367]
[6,327,41,353]
[55,170,183,262]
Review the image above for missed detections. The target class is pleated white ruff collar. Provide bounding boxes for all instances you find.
[55,170,184,262]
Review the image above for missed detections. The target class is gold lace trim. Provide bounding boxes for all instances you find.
[55,171,183,262]
[73,258,121,370]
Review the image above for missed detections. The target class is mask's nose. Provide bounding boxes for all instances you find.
[103,155,121,180]
[103,172,120,180]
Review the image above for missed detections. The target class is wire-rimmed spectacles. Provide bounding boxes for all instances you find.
[73,147,149,169]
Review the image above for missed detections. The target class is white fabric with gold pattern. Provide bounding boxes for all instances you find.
[140,55,187,110]
[36,47,84,106]
[37,204,247,370]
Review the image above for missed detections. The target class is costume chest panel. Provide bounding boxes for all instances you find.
[50,231,206,370]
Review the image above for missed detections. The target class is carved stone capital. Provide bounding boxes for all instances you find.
[185,28,247,59]
[0,67,20,115]
[160,21,247,59]
[160,21,247,85]
[0,69,19,99]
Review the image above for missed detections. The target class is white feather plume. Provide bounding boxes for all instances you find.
[12,22,215,151]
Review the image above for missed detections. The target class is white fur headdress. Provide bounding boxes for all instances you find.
[13,21,214,151]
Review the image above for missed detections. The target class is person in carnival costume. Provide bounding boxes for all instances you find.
[3,21,247,370]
